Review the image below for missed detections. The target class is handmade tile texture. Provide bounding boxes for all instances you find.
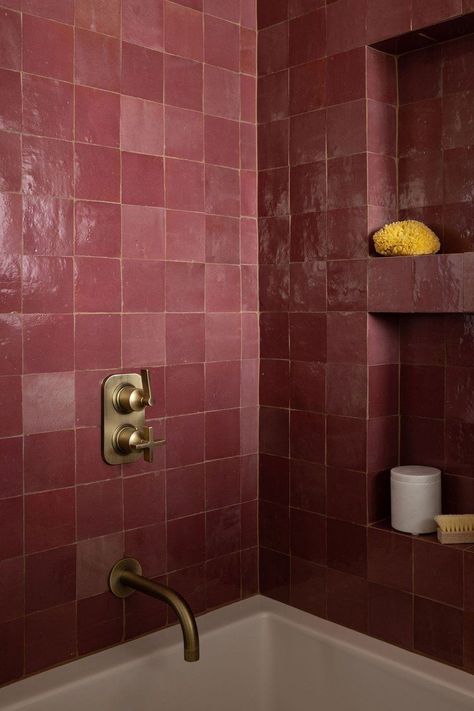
[258,0,474,676]
[0,0,257,685]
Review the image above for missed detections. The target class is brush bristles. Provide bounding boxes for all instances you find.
[435,514,474,533]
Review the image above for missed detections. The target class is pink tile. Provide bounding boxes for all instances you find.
[165,1,202,61]
[121,95,164,155]
[74,256,121,313]
[75,314,121,369]
[0,437,22,499]
[204,65,240,121]
[241,74,256,123]
[165,106,203,162]
[164,54,202,111]
[23,197,71,258]
[205,165,240,216]
[241,264,258,311]
[22,74,72,143]
[206,312,241,362]
[23,15,73,81]
[22,135,72,198]
[123,0,163,50]
[0,256,21,314]
[166,313,205,364]
[0,313,20,376]
[75,143,119,202]
[77,479,123,540]
[0,8,20,71]
[241,219,258,265]
[22,256,72,313]
[240,122,257,171]
[0,496,22,561]
[23,314,73,373]
[241,26,256,75]
[123,205,165,260]
[25,545,76,613]
[122,42,163,102]
[204,116,239,168]
[206,408,240,460]
[166,363,204,415]
[241,170,257,218]
[23,0,74,23]
[0,69,20,132]
[123,259,165,312]
[25,489,75,554]
[22,373,74,435]
[24,430,74,493]
[206,264,240,312]
[241,0,256,27]
[0,557,23,623]
[0,376,22,437]
[76,426,118,484]
[166,209,205,262]
[166,261,204,312]
[206,215,240,264]
[0,193,21,257]
[124,472,165,529]
[25,603,76,674]
[242,312,258,358]
[75,201,120,258]
[206,360,240,410]
[0,130,20,192]
[166,158,204,211]
[75,85,119,147]
[205,0,240,21]
[122,152,164,207]
[166,413,205,468]
[167,513,205,570]
[75,0,121,36]
[205,15,239,72]
[75,28,119,91]
[122,313,165,366]
[76,532,123,599]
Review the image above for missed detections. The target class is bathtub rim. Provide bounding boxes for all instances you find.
[0,594,473,708]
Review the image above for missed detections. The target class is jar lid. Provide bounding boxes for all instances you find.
[391,465,441,484]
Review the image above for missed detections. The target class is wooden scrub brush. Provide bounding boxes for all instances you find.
[435,515,474,544]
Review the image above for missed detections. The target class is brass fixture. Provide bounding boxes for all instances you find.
[109,558,200,663]
[102,369,165,465]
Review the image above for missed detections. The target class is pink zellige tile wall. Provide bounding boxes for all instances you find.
[0,0,257,684]
[258,0,474,675]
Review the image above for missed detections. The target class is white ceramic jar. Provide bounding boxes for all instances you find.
[390,465,442,534]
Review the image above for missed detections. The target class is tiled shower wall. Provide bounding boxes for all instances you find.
[257,0,474,674]
[0,0,258,684]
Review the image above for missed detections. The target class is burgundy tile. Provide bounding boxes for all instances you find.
[25,488,75,554]
[165,261,204,313]
[367,153,397,209]
[0,437,22,499]
[166,413,204,468]
[412,0,462,28]
[74,257,121,313]
[260,312,288,359]
[165,2,202,61]
[327,415,366,470]
[77,479,123,540]
[327,259,367,311]
[327,100,366,159]
[77,592,122,655]
[75,0,121,36]
[23,0,73,22]
[369,364,399,417]
[0,130,20,193]
[368,100,397,156]
[76,532,123,599]
[327,467,366,525]
[0,376,22,437]
[205,164,240,217]
[25,603,76,674]
[75,143,119,202]
[290,557,326,617]
[122,42,163,102]
[260,359,289,409]
[401,416,445,469]
[259,70,288,123]
[22,135,72,198]
[205,116,240,169]
[206,215,239,264]
[75,314,120,369]
[167,513,205,570]
[0,313,20,376]
[290,162,326,214]
[257,0,287,28]
[0,557,23,623]
[165,106,203,162]
[164,54,202,111]
[414,539,463,608]
[167,564,206,615]
[206,504,241,558]
[75,201,120,258]
[290,9,325,66]
[241,170,257,218]
[124,472,165,530]
[24,196,72,258]
[206,457,240,510]
[368,584,413,648]
[446,314,474,367]
[76,426,118,484]
[398,98,442,158]
[204,65,240,121]
[75,28,119,91]
[291,508,326,564]
[166,158,204,212]
[446,366,474,424]
[240,122,257,171]
[290,59,326,115]
[414,254,463,312]
[23,15,73,81]
[205,14,239,72]
[121,95,163,155]
[444,35,474,94]
[401,364,444,418]
[259,547,290,604]
[445,146,474,206]
[166,313,205,364]
[123,259,164,313]
[290,410,325,464]
[206,551,241,608]
[327,48,365,106]
[26,545,76,613]
[122,313,165,367]
[123,152,164,207]
[125,574,167,638]
[22,74,71,141]
[24,430,74,492]
[368,257,414,313]
[291,212,326,261]
[327,568,367,633]
[124,524,165,578]
[123,0,163,50]
[367,47,398,104]
[206,361,240,410]
[165,363,204,415]
[260,499,289,553]
[75,85,119,147]
[368,314,399,366]
[326,0,365,54]
[241,500,257,549]
[0,192,21,257]
[259,407,288,458]
[205,312,241,362]
[167,463,204,519]
[205,408,240,460]
[327,518,367,577]
[328,154,367,210]
[290,111,325,169]
[399,151,443,210]
[366,0,411,43]
[258,22,288,76]
[290,359,325,411]
[206,264,240,312]
[443,91,474,151]
[368,526,413,591]
[206,0,240,22]
[123,205,165,260]
[23,314,73,373]
[414,596,463,666]
[0,8,20,71]
[290,313,326,362]
[0,496,22,561]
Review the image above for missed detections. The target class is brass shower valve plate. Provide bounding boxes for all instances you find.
[103,372,145,465]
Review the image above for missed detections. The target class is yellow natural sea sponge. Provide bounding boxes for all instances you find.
[373,220,441,256]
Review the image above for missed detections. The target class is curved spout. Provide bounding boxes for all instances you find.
[109,558,199,662]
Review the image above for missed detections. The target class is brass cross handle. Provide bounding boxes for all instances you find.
[114,368,154,413]
[114,425,165,463]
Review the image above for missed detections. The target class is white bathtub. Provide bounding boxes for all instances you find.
[1,596,473,710]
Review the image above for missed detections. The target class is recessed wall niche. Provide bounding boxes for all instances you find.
[368,14,474,253]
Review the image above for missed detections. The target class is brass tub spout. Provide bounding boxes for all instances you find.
[109,558,200,662]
